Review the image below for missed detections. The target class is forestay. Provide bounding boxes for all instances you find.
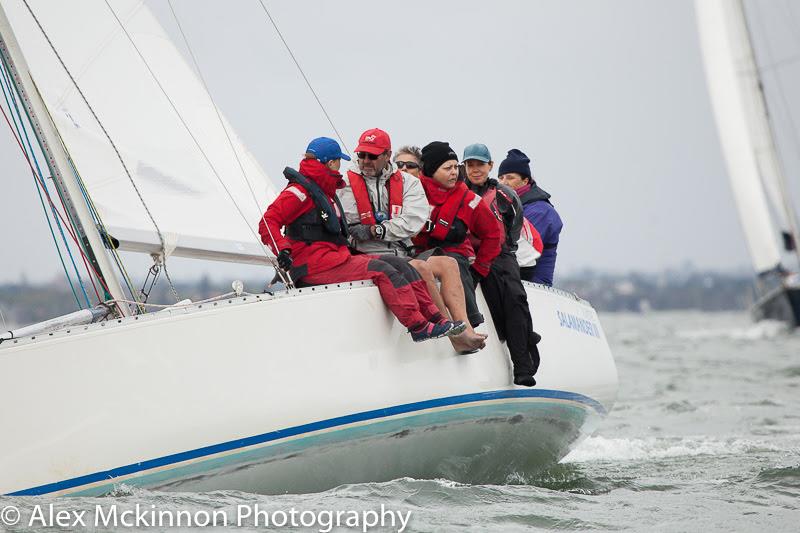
[695,0,786,274]
[2,0,277,264]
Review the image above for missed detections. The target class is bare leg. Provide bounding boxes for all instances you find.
[424,256,488,352]
[409,259,449,319]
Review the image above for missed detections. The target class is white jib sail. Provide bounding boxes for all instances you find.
[2,0,277,265]
[695,0,782,274]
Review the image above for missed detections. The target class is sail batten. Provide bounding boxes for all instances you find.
[2,0,277,266]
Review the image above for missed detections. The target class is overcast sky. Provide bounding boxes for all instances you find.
[1,0,799,283]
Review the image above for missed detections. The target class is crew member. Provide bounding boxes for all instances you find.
[413,141,503,328]
[463,143,542,387]
[394,145,423,177]
[337,129,486,352]
[259,137,464,342]
[498,149,563,286]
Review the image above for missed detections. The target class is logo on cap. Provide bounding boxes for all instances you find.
[364,135,377,142]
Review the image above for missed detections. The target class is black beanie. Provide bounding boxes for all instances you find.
[498,148,532,178]
[421,141,458,177]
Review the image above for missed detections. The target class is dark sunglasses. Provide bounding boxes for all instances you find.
[396,161,420,170]
[356,151,383,160]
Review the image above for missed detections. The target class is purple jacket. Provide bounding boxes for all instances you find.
[517,183,562,286]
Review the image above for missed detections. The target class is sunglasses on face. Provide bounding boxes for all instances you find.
[396,161,420,170]
[357,152,383,160]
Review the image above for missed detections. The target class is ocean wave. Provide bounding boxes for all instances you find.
[562,435,785,463]
[676,320,789,341]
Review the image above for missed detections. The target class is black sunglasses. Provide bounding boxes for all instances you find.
[396,161,420,170]
[356,152,384,160]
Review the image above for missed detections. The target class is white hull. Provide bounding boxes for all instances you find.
[0,282,617,496]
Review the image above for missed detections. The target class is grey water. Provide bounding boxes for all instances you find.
[2,311,799,532]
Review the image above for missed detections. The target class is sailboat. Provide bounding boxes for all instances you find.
[0,0,618,496]
[696,0,800,327]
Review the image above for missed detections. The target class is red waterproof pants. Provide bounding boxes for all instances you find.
[302,254,430,329]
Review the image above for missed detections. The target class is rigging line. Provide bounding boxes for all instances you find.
[760,53,800,73]
[746,1,800,268]
[256,0,350,156]
[781,0,800,53]
[166,0,291,286]
[19,0,180,304]
[0,99,108,304]
[0,83,118,305]
[0,56,94,304]
[5,65,108,306]
[65,155,140,304]
[25,81,118,308]
[0,65,85,307]
[105,0,291,289]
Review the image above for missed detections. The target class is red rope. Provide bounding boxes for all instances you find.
[0,100,114,306]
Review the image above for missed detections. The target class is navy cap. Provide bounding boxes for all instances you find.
[306,137,351,163]
[498,148,531,177]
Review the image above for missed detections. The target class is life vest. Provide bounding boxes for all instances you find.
[283,167,348,245]
[347,170,404,224]
[468,180,514,247]
[426,183,470,248]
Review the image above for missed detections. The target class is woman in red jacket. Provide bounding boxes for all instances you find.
[259,137,465,343]
[413,141,503,329]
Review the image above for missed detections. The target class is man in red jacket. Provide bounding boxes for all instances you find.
[259,137,465,342]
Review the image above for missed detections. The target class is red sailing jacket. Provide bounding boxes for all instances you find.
[413,176,502,277]
[259,159,351,277]
[347,170,404,224]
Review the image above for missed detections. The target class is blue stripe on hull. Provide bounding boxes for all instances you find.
[9,389,604,496]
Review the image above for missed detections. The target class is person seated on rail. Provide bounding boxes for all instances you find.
[337,130,486,353]
[462,142,542,387]
[498,149,563,286]
[258,136,466,343]
[412,141,503,333]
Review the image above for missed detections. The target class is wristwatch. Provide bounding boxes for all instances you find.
[372,223,386,240]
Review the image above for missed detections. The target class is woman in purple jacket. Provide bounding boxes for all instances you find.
[498,149,563,286]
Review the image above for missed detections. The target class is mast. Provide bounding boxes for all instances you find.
[737,0,800,270]
[0,2,128,314]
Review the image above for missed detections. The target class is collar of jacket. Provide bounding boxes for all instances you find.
[518,181,552,204]
[298,159,345,197]
[420,174,468,206]
[348,162,395,183]
[467,178,498,197]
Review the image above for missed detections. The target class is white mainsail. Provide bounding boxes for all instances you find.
[2,0,277,265]
[695,0,791,274]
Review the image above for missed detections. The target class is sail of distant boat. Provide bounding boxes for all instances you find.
[695,0,800,276]
[696,0,800,326]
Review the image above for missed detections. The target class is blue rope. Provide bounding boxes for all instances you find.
[67,157,138,301]
[0,58,90,307]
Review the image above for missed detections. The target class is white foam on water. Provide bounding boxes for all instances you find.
[562,436,784,463]
[676,320,789,341]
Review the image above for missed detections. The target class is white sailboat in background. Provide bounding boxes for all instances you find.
[696,0,800,327]
[0,0,617,496]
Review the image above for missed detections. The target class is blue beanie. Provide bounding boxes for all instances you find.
[498,149,532,178]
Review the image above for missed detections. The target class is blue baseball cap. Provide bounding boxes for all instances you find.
[462,143,492,163]
[306,137,351,163]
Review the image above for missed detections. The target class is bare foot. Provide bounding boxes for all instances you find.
[450,331,488,353]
